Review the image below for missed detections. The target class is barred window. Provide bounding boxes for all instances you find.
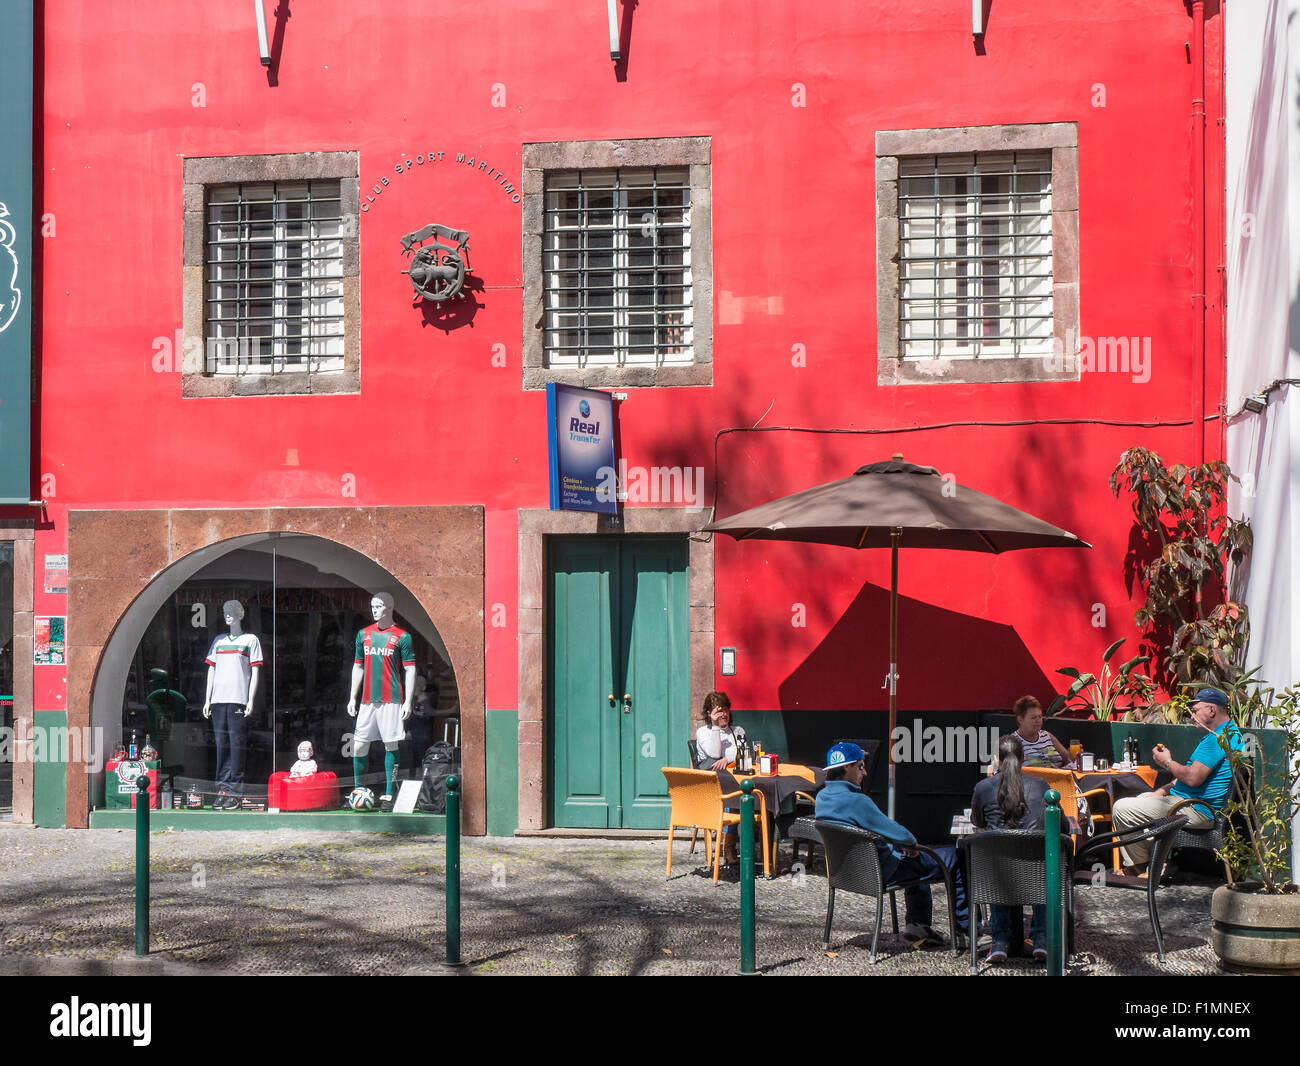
[543,167,693,369]
[205,181,346,374]
[898,151,1053,360]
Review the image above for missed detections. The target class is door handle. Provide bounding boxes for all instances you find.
[607,694,616,706]
[622,693,632,713]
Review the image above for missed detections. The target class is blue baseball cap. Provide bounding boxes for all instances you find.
[1193,687,1229,708]
[826,742,865,768]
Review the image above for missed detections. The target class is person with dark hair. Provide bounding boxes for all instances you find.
[1011,695,1070,767]
[970,733,1051,963]
[816,742,969,949]
[695,691,745,772]
[696,691,746,865]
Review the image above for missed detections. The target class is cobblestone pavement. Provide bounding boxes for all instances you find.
[0,826,1233,976]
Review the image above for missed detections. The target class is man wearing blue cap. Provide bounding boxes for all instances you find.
[815,741,968,948]
[1111,687,1245,872]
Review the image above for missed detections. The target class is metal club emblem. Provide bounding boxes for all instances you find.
[400,223,470,303]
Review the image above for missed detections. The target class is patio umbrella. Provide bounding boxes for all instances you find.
[703,455,1091,818]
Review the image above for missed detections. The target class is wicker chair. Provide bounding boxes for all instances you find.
[661,767,770,882]
[1076,814,1188,961]
[1022,766,1112,839]
[781,813,822,871]
[1166,759,1253,880]
[814,820,961,962]
[959,829,1074,975]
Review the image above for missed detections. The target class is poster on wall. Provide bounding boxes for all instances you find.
[33,615,65,665]
[43,553,68,594]
[546,383,617,515]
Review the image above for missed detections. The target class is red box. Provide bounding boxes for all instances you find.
[267,771,340,811]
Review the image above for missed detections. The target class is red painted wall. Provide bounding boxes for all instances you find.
[21,1,1225,716]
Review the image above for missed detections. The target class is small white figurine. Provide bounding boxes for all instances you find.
[290,741,318,778]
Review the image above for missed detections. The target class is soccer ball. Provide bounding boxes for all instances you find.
[347,787,376,811]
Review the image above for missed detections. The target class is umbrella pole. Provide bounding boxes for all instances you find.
[888,528,900,820]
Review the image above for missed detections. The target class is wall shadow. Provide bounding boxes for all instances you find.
[778,578,1056,712]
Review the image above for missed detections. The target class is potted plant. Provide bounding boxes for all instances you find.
[1047,638,1152,721]
[1109,449,1252,692]
[1211,683,1300,972]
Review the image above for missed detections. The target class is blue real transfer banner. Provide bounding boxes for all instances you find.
[0,2,33,504]
[547,383,617,514]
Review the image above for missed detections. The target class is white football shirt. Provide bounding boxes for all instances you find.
[205,632,263,705]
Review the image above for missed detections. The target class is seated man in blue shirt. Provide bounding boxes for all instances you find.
[1111,687,1246,872]
[814,742,969,948]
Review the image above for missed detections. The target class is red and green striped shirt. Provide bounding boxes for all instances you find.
[354,624,415,704]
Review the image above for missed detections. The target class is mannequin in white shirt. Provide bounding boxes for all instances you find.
[203,601,261,718]
[201,600,263,810]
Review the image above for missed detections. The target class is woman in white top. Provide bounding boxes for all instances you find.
[1012,695,1071,767]
[695,690,747,865]
[695,691,746,771]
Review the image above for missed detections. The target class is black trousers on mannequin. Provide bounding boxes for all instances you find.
[212,703,248,796]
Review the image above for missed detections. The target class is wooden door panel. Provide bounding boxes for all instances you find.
[549,539,618,827]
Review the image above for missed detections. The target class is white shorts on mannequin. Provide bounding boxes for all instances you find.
[355,702,405,744]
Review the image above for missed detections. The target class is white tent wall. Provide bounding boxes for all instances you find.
[1225,0,1300,880]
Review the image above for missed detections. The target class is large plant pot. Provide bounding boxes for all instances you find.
[1211,884,1300,973]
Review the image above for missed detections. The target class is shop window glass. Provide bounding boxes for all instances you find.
[106,543,458,813]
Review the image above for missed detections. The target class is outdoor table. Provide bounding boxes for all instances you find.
[1061,764,1169,873]
[1073,764,1161,805]
[716,763,826,877]
[717,763,825,815]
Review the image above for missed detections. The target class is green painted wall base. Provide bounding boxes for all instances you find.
[486,708,519,836]
[89,808,446,833]
[33,710,67,827]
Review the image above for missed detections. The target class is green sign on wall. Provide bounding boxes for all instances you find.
[0,2,33,504]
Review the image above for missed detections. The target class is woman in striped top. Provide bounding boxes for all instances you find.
[1012,695,1071,767]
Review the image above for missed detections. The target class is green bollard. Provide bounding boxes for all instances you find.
[1044,787,1062,976]
[445,774,460,966]
[739,779,756,974]
[135,775,150,956]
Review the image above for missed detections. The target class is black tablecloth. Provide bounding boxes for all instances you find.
[717,767,825,815]
[1075,769,1173,804]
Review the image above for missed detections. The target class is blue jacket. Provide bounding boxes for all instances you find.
[814,778,917,881]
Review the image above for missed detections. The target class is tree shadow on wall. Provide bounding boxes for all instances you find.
[778,579,1056,712]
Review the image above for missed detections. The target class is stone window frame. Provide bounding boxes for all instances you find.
[876,123,1080,386]
[182,152,361,397]
[521,137,713,390]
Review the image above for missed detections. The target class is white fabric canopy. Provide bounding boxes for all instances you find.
[1225,0,1300,879]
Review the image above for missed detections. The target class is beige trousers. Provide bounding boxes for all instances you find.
[1111,791,1214,867]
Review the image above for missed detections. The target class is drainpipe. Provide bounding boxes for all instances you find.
[1191,0,1207,466]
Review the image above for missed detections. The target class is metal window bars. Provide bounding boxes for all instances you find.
[543,167,693,369]
[898,151,1054,360]
[204,181,346,374]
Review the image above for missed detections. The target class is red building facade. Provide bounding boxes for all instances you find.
[5,1,1227,831]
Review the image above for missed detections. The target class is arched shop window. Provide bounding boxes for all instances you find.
[104,537,459,812]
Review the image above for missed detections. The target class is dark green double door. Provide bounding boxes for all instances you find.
[549,536,689,829]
